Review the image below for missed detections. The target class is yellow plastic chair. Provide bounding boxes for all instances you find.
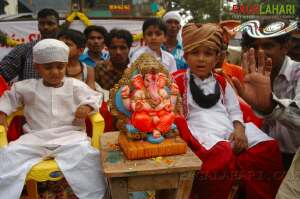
[0,108,105,199]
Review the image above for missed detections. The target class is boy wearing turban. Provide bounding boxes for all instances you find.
[0,39,107,199]
[173,23,284,199]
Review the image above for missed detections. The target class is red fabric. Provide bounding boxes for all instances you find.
[0,75,9,96]
[7,116,24,142]
[237,140,284,199]
[239,99,263,128]
[99,101,115,132]
[175,116,236,199]
[222,61,244,82]
[175,116,284,199]
[0,75,23,142]
[172,69,186,96]
[214,73,227,92]
[85,117,92,137]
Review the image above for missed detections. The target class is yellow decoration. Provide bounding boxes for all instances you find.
[133,32,143,41]
[66,11,93,26]
[6,37,23,47]
[155,7,166,17]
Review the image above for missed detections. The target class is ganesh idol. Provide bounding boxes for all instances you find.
[109,53,182,143]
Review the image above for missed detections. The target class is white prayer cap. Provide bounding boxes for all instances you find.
[33,39,69,64]
[163,11,181,23]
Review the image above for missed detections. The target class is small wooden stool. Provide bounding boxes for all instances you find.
[100,131,202,199]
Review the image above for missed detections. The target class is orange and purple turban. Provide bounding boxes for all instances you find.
[182,23,224,54]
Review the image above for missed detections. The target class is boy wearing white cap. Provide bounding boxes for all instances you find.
[0,39,107,199]
[162,11,188,70]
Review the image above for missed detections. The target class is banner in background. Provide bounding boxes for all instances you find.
[0,19,144,60]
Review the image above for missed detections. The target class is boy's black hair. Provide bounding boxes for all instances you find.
[57,29,86,48]
[241,18,291,49]
[83,25,108,39]
[105,29,133,48]
[142,18,167,34]
[37,8,59,23]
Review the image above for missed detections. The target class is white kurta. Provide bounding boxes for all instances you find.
[186,71,272,150]
[0,78,107,199]
[129,46,177,73]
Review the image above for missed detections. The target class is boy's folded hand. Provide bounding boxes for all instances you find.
[75,105,93,119]
[0,112,8,132]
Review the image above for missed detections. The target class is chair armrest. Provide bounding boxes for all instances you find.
[0,125,8,147]
[0,108,23,148]
[7,108,23,126]
[89,112,105,149]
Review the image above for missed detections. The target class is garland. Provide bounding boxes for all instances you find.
[66,11,92,26]
[0,30,23,47]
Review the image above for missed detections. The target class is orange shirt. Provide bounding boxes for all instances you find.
[222,61,244,82]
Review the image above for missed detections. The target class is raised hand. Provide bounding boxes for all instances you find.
[232,48,275,113]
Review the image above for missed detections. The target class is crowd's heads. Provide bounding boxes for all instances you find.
[163,11,182,37]
[182,23,224,54]
[142,18,167,51]
[37,8,59,23]
[142,18,167,34]
[105,29,133,65]
[163,11,182,24]
[37,8,60,39]
[83,25,108,53]
[58,29,86,49]
[105,29,133,48]
[58,29,86,60]
[83,25,108,39]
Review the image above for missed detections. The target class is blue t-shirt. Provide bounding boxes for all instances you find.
[162,41,188,70]
[79,50,109,67]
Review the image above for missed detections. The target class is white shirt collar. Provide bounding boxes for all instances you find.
[187,69,215,87]
[278,56,293,82]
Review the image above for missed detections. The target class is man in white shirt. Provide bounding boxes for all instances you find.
[233,19,300,171]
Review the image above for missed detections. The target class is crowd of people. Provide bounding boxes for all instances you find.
[0,7,299,199]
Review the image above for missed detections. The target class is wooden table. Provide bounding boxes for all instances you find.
[100,131,202,199]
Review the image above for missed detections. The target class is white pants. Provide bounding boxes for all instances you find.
[0,141,107,199]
